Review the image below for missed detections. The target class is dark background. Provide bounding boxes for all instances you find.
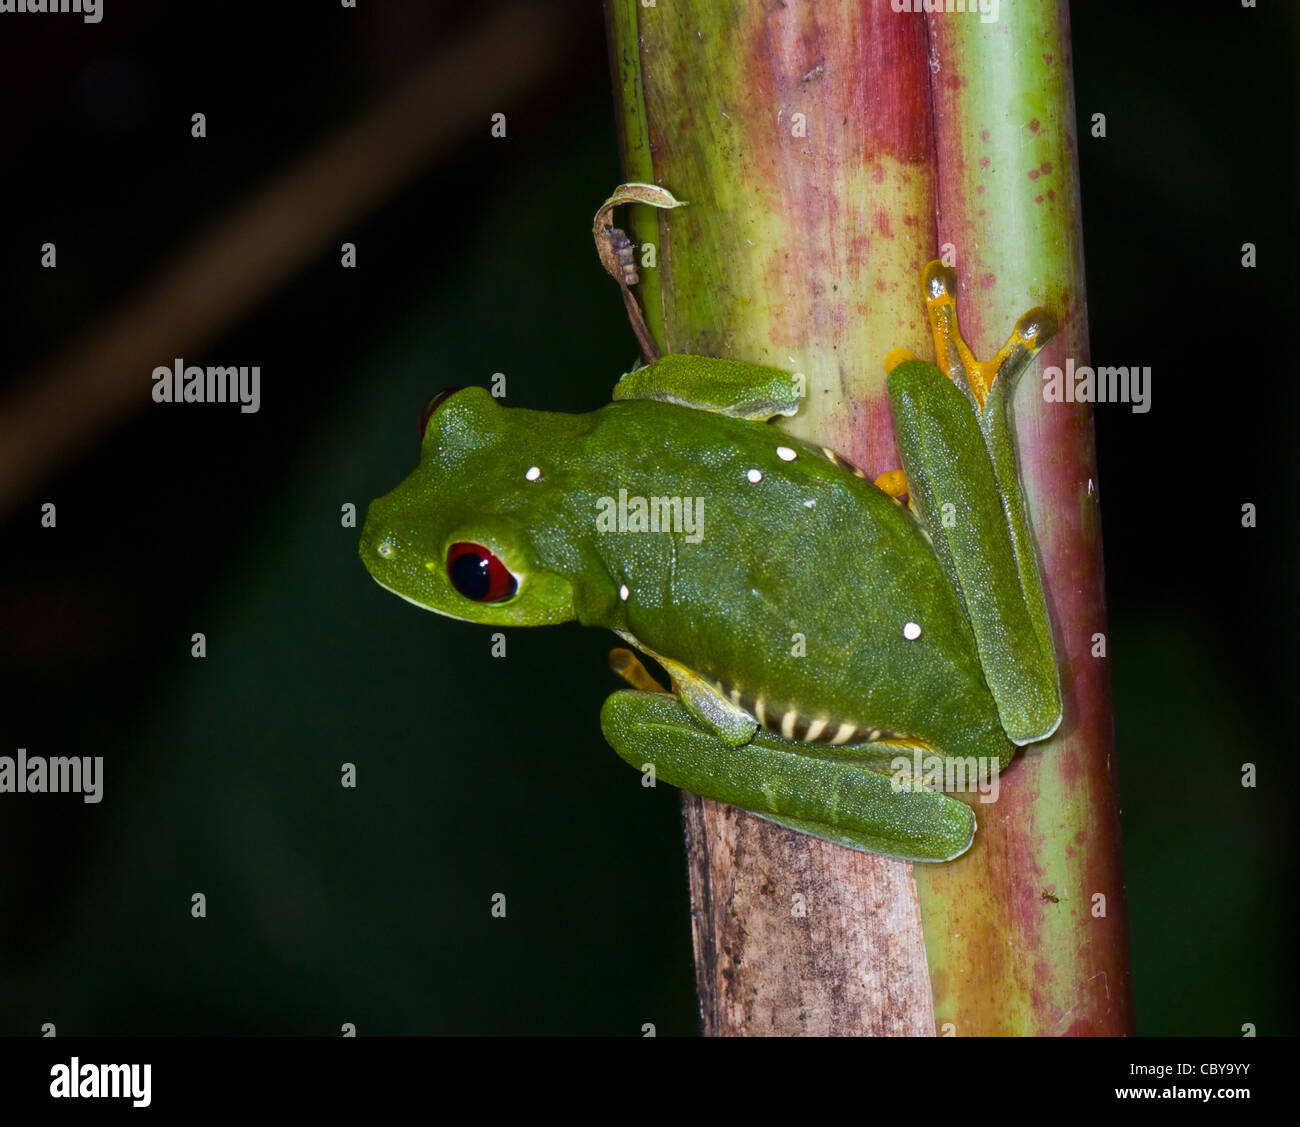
[0,0,1293,1036]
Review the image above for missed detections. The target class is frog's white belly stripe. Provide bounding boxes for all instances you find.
[717,677,897,745]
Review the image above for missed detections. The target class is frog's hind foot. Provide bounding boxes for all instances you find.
[920,260,1058,408]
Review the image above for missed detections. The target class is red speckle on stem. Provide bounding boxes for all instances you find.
[979,129,990,142]
[979,155,990,168]
[1028,118,1041,133]
[1040,161,1053,175]
[1044,53,1054,65]
[1035,195,1044,204]
[1028,169,1040,181]
[874,208,893,237]
[980,272,996,289]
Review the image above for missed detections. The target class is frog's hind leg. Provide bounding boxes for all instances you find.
[881,262,1064,746]
[766,728,1014,784]
[599,690,976,862]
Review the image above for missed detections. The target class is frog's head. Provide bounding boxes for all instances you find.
[359,386,579,627]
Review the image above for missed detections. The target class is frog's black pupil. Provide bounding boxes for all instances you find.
[450,550,491,600]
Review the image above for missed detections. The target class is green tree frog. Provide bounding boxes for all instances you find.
[360,261,1061,862]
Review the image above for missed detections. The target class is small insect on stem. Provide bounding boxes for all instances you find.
[607,226,640,287]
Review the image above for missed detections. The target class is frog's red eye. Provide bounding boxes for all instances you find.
[447,542,517,602]
[419,387,463,439]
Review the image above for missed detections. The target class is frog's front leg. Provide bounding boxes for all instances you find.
[612,353,802,420]
[599,690,976,862]
[612,633,758,746]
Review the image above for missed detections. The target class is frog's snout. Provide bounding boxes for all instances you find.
[357,500,399,579]
[358,494,441,609]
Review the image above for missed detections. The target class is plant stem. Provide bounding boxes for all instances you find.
[604,0,1130,1035]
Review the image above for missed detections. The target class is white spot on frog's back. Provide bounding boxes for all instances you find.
[619,584,630,601]
[903,621,922,641]
[525,466,541,481]
[776,446,797,462]
[746,468,763,483]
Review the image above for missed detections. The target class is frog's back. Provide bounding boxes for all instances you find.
[572,399,1006,754]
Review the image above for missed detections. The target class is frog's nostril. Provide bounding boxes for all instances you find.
[376,538,397,559]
